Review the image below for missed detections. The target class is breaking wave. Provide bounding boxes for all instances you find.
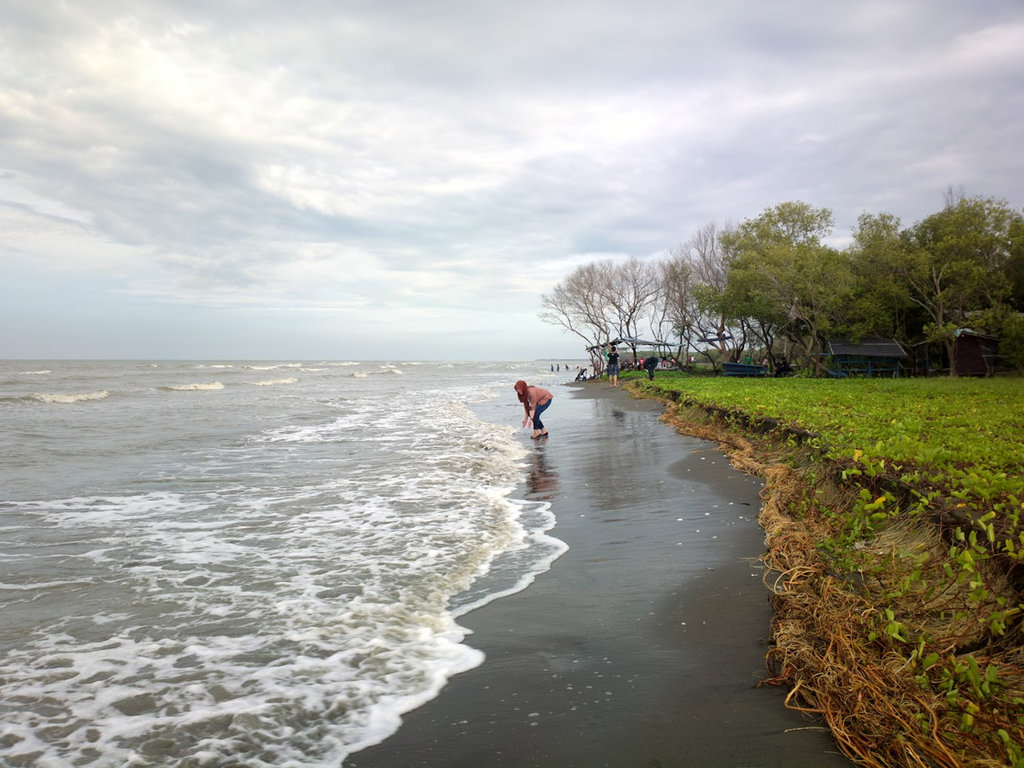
[27,390,110,404]
[160,382,225,392]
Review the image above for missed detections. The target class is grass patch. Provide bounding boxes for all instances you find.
[626,373,1024,767]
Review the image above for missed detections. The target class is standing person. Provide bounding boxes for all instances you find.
[514,380,553,439]
[643,355,660,380]
[606,346,620,387]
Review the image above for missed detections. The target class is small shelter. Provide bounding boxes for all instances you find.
[955,329,1000,376]
[584,337,669,375]
[590,337,669,359]
[911,329,1001,376]
[826,338,907,378]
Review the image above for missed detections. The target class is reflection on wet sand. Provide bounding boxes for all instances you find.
[526,444,558,499]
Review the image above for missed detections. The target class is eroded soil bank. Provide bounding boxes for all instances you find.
[645,381,1024,768]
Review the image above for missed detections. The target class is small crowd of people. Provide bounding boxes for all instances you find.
[518,347,671,440]
[606,346,667,383]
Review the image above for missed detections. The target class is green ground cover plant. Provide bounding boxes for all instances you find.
[626,373,1024,767]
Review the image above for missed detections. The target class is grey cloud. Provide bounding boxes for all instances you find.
[2,0,1022,358]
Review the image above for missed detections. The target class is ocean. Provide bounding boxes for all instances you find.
[0,359,571,767]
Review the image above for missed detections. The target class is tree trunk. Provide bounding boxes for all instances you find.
[945,339,958,377]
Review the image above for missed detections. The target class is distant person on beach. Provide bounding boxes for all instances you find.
[643,355,660,380]
[606,346,620,387]
[514,380,553,439]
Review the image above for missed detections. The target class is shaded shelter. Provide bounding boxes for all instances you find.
[826,338,907,378]
[610,336,670,364]
[910,330,1001,376]
[954,330,1000,376]
[585,337,670,373]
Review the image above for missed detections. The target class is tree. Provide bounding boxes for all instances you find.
[900,196,1023,375]
[684,222,747,368]
[1001,315,1024,374]
[846,212,916,341]
[655,248,699,366]
[720,202,850,376]
[1008,213,1024,311]
[603,257,660,362]
[540,257,661,373]
[539,262,613,373]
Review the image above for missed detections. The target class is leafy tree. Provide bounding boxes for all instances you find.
[1006,212,1024,311]
[846,212,916,342]
[900,196,1023,375]
[542,194,1023,378]
[1001,315,1024,374]
[718,241,783,367]
[721,202,851,375]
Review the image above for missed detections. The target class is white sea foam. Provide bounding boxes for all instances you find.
[251,377,298,386]
[244,363,302,371]
[0,579,89,590]
[161,381,225,391]
[18,369,52,375]
[0,360,566,767]
[28,390,109,404]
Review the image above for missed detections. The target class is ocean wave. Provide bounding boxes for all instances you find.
[251,378,298,386]
[0,364,567,767]
[19,370,52,375]
[244,363,303,371]
[28,390,110,404]
[0,579,90,591]
[161,381,225,392]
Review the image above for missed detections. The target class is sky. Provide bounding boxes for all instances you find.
[2,0,1022,361]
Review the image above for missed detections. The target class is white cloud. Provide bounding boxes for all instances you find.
[1,0,1022,359]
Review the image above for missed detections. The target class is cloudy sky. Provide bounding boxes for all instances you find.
[2,1,1022,360]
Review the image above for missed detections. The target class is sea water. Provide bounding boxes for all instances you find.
[0,360,569,767]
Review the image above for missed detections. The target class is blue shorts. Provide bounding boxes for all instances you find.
[607,363,620,376]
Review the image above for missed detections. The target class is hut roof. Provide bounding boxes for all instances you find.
[586,337,666,352]
[828,338,907,359]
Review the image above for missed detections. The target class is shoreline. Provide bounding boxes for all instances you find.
[347,382,850,767]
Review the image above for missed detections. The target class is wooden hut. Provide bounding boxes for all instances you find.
[826,338,907,378]
[955,330,1000,376]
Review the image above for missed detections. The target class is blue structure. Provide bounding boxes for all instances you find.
[722,362,768,377]
[826,338,907,378]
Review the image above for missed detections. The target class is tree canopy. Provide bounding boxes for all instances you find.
[540,194,1024,376]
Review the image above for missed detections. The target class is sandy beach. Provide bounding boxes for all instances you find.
[348,382,851,768]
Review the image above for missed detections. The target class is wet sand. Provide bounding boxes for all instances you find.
[348,383,850,768]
